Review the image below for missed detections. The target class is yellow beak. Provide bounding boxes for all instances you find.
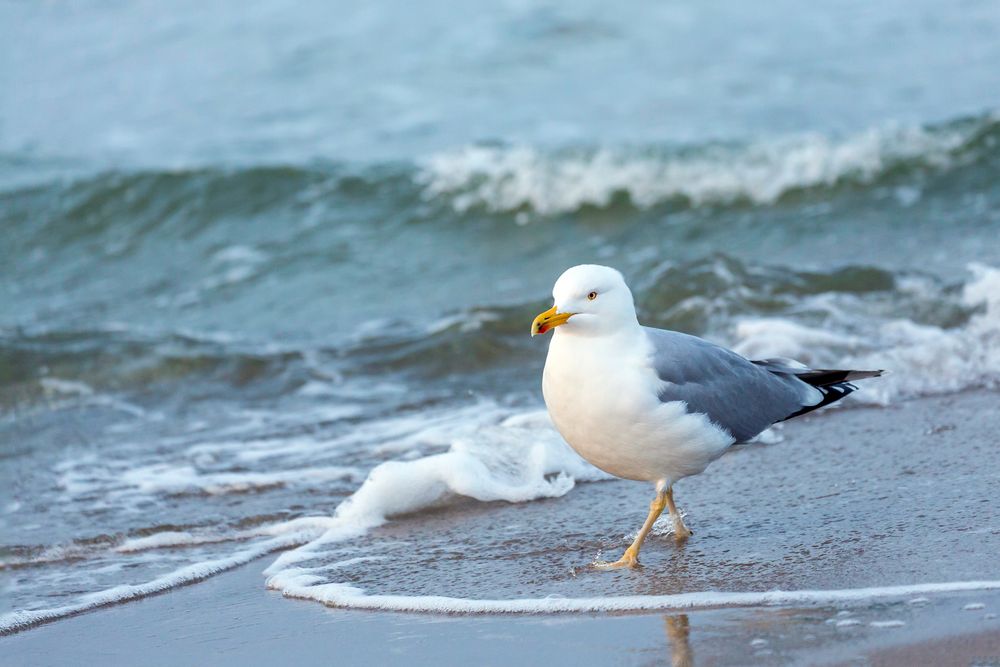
[531,305,574,336]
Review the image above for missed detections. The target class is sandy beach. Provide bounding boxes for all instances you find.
[4,391,998,665]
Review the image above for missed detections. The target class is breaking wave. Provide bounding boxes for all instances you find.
[3,113,998,228]
[417,113,1000,216]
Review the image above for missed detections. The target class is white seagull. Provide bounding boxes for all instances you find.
[531,264,883,569]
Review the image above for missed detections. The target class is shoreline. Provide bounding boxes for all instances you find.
[3,389,999,664]
[3,560,997,666]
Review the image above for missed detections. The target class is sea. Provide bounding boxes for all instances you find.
[2,0,1000,632]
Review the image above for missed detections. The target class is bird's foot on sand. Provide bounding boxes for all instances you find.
[593,546,640,570]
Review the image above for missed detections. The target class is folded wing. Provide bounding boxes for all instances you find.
[646,328,882,442]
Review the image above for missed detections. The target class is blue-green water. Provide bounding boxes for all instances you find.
[2,0,1000,632]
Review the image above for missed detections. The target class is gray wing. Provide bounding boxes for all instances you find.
[645,327,821,442]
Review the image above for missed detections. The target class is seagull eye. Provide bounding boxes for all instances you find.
[587,291,598,301]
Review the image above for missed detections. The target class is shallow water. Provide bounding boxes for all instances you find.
[2,0,1000,634]
[5,560,1000,667]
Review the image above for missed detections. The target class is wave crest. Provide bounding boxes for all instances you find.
[417,114,998,216]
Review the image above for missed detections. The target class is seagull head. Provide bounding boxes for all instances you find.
[531,264,639,337]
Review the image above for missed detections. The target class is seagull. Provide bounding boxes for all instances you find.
[531,264,883,569]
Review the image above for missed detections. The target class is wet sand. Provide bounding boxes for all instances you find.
[2,562,997,666]
[3,391,999,664]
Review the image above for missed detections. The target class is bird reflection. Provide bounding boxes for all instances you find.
[664,614,693,667]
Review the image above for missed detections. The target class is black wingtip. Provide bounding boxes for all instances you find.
[753,360,888,386]
[795,368,886,386]
[844,369,886,381]
[780,380,860,422]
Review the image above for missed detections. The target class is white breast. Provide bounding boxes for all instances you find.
[542,329,733,484]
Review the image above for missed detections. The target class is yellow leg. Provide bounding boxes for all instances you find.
[595,485,667,569]
[665,487,692,541]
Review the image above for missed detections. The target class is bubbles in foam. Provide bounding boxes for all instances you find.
[335,409,605,526]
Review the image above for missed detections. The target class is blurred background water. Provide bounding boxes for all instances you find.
[2,0,1000,628]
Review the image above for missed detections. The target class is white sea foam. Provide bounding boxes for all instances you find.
[212,245,268,265]
[37,377,149,417]
[120,464,363,496]
[113,531,245,553]
[0,531,319,635]
[4,519,334,568]
[183,427,361,466]
[266,578,1000,614]
[40,377,94,396]
[416,121,974,216]
[733,264,1000,403]
[296,380,339,397]
[180,401,512,468]
[427,309,502,334]
[58,461,363,500]
[335,409,604,524]
[263,409,606,574]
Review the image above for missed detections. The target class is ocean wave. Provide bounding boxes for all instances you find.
[731,263,1000,403]
[3,114,997,234]
[416,114,999,216]
[0,328,313,413]
[4,260,998,408]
